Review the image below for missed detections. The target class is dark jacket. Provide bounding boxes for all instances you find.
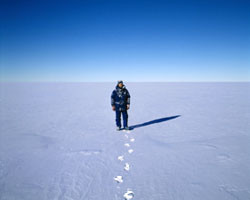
[111,85,130,111]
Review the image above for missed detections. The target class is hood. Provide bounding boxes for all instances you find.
[116,84,126,90]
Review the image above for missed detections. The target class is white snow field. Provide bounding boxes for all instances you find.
[0,82,249,200]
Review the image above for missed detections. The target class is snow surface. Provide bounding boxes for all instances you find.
[0,82,250,200]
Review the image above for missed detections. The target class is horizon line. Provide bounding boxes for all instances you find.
[1,81,249,83]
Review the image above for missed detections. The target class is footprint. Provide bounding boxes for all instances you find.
[124,163,130,171]
[123,189,134,200]
[114,176,123,183]
[124,143,130,147]
[118,155,124,161]
[122,130,131,133]
[130,138,135,142]
[128,149,134,154]
[124,134,129,139]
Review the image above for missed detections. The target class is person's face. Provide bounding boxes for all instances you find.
[118,83,123,88]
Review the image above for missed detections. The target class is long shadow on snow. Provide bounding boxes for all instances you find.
[129,115,181,130]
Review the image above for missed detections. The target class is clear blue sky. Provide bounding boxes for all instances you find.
[1,0,249,82]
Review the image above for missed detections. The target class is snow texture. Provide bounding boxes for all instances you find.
[0,82,250,200]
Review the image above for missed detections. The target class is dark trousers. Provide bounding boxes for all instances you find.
[115,110,128,128]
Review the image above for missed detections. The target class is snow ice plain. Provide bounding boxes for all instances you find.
[0,82,250,200]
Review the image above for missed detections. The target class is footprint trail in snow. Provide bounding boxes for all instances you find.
[114,129,135,199]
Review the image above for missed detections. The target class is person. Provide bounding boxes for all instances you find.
[111,80,131,131]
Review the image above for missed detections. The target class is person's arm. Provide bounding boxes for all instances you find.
[111,90,116,111]
[126,90,130,110]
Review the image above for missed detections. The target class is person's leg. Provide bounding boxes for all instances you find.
[115,110,121,128]
[122,110,128,128]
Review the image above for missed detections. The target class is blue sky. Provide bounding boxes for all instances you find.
[1,0,249,82]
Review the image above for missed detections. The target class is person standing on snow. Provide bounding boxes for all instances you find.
[111,80,131,131]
